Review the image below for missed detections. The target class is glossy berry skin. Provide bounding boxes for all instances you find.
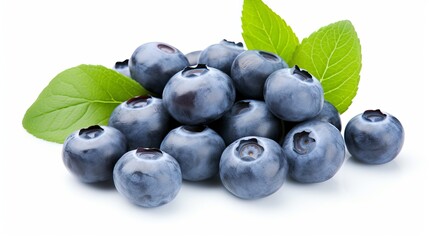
[160,125,225,181]
[309,100,342,131]
[214,99,283,145]
[109,96,170,150]
[185,50,201,66]
[264,66,324,122]
[344,110,404,164]
[231,50,288,99]
[220,136,287,200]
[113,59,131,77]
[62,125,127,183]
[113,148,182,208]
[198,39,244,76]
[129,42,189,96]
[283,120,345,183]
[162,64,236,125]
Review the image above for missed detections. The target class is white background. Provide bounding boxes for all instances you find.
[0,0,428,239]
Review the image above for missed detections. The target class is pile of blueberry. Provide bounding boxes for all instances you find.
[62,40,405,208]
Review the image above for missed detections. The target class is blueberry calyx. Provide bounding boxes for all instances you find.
[221,39,244,48]
[157,43,175,54]
[78,125,104,139]
[236,138,264,161]
[293,65,313,83]
[293,131,316,155]
[136,147,163,160]
[182,64,209,77]
[114,59,129,69]
[126,95,152,109]
[362,109,387,122]
[259,51,279,62]
[231,101,251,115]
[182,125,207,133]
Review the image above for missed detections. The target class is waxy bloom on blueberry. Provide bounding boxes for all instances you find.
[160,125,225,181]
[129,42,189,96]
[62,125,127,183]
[109,96,171,150]
[198,39,244,76]
[345,109,404,164]
[220,136,287,199]
[113,148,182,208]
[264,65,324,122]
[162,64,235,125]
[283,120,345,183]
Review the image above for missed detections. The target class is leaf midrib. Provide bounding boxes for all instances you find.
[60,77,125,104]
[29,96,122,119]
[320,24,349,82]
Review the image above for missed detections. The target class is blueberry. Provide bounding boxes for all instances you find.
[108,96,170,150]
[309,100,342,131]
[62,125,127,183]
[160,125,225,181]
[219,136,287,199]
[113,148,182,208]
[113,59,130,77]
[264,65,324,122]
[198,39,244,75]
[185,50,201,66]
[129,42,189,96]
[231,50,288,99]
[344,109,404,164]
[162,64,236,125]
[282,120,345,183]
[214,99,283,145]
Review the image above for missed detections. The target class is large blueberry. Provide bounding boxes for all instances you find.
[214,99,283,145]
[113,148,182,208]
[62,125,127,183]
[129,42,189,96]
[344,109,404,164]
[108,96,170,150]
[231,50,288,99]
[283,120,345,183]
[162,64,236,125]
[220,136,287,199]
[160,125,225,181]
[198,39,244,76]
[264,65,324,122]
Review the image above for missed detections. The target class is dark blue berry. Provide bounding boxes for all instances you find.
[62,125,127,183]
[345,109,404,164]
[113,147,182,207]
[264,66,324,122]
[162,64,236,125]
[129,42,189,96]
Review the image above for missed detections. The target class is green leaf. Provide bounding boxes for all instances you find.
[241,0,299,64]
[22,65,147,143]
[291,20,362,113]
